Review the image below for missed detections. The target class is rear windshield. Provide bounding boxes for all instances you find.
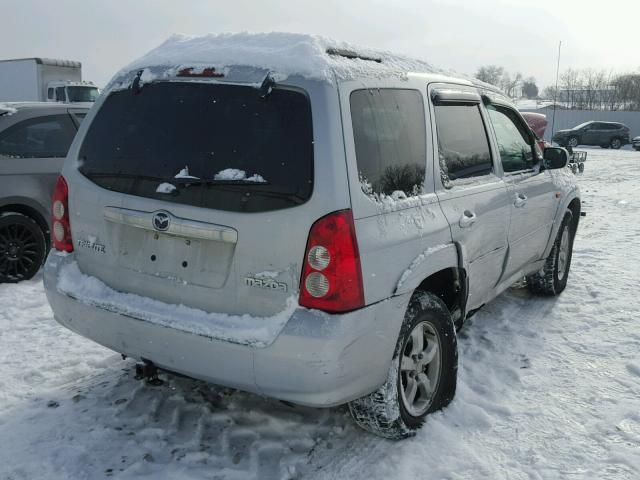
[78,82,313,213]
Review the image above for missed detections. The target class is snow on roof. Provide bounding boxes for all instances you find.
[111,32,476,88]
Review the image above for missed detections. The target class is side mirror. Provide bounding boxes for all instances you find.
[543,147,569,170]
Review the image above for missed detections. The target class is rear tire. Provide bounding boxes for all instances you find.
[527,211,574,296]
[348,291,458,439]
[0,212,46,283]
[610,138,622,149]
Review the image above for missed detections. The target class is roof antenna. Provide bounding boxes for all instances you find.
[550,41,562,142]
[259,73,275,98]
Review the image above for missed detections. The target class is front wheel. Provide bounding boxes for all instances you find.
[567,136,579,148]
[527,211,575,295]
[348,291,458,439]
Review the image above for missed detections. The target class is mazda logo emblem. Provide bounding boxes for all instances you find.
[152,211,171,231]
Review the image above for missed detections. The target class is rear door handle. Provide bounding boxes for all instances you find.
[514,193,527,208]
[459,210,477,228]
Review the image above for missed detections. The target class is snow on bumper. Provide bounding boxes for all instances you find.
[44,252,410,407]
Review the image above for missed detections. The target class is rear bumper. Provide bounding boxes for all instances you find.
[44,252,410,407]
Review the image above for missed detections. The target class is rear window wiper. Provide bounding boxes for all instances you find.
[84,172,166,182]
[174,179,270,187]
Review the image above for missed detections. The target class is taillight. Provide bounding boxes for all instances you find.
[52,176,73,252]
[299,210,364,313]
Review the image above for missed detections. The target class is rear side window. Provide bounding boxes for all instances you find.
[0,114,77,158]
[350,89,426,198]
[78,82,313,213]
[434,104,493,183]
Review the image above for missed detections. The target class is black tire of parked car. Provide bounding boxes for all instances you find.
[348,291,458,439]
[610,138,622,149]
[527,210,575,296]
[567,136,579,148]
[0,212,47,283]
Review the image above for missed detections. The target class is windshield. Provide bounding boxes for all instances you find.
[78,82,314,213]
[67,86,100,102]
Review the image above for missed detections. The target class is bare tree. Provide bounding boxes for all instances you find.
[521,77,539,99]
[499,72,523,98]
[475,65,504,87]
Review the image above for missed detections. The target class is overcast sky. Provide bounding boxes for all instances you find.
[1,0,639,89]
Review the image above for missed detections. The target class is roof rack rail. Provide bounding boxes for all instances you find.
[326,48,382,64]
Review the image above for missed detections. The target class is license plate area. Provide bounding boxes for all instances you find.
[113,226,235,288]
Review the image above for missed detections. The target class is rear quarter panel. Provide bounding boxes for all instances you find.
[337,78,454,305]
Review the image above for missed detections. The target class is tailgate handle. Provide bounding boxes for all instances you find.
[103,207,238,244]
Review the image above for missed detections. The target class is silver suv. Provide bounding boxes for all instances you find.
[0,102,88,282]
[43,39,580,439]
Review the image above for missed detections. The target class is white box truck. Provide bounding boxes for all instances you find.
[0,57,99,103]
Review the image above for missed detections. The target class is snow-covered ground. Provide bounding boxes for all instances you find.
[1,148,639,479]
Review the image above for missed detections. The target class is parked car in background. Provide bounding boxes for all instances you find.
[633,136,640,151]
[0,102,88,282]
[43,33,580,440]
[552,121,630,149]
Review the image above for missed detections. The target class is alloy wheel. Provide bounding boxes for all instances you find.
[399,321,442,417]
[557,226,570,281]
[0,223,40,280]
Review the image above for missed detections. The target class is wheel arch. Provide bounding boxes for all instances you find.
[566,197,581,235]
[0,201,50,248]
[543,194,581,259]
[393,243,467,326]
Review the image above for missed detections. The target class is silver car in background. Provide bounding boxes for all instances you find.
[0,102,88,281]
[43,35,580,439]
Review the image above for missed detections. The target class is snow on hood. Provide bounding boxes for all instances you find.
[107,31,464,90]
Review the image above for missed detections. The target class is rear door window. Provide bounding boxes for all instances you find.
[434,104,493,183]
[350,89,426,198]
[0,114,77,158]
[78,82,314,213]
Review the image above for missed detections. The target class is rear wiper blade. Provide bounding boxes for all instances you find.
[174,179,270,187]
[86,172,166,182]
